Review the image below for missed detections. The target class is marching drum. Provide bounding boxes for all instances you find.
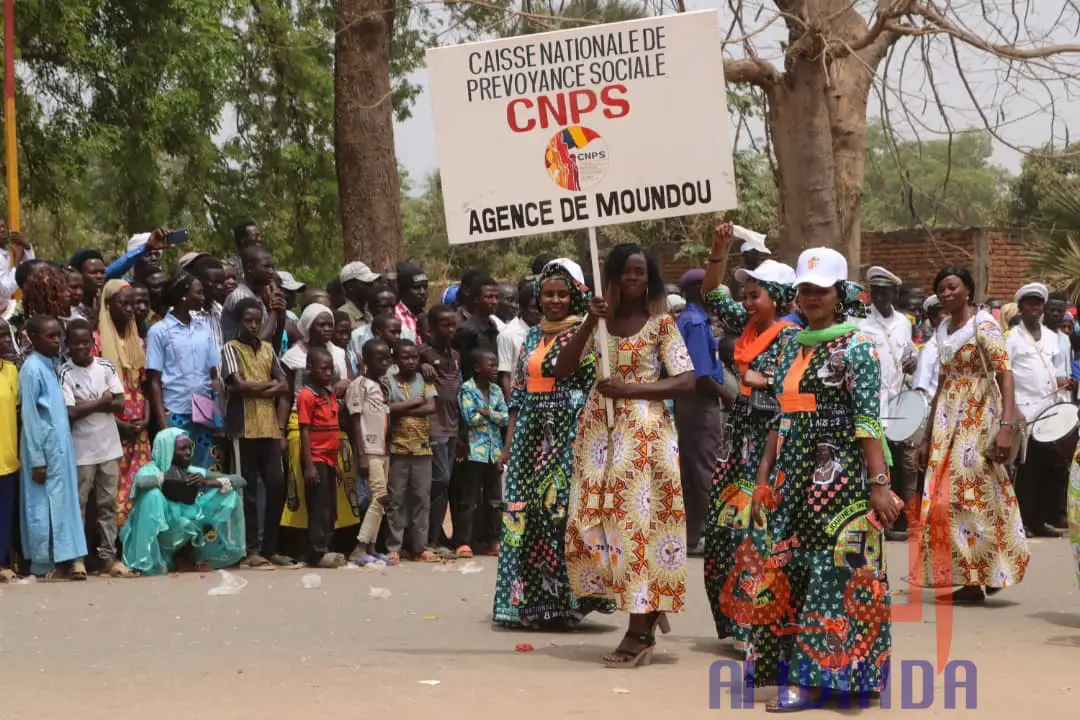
[884,390,930,445]
[1030,402,1080,460]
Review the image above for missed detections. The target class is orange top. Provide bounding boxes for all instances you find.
[733,320,795,397]
[525,336,556,393]
[778,346,818,413]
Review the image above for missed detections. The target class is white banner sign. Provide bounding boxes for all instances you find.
[426,10,737,245]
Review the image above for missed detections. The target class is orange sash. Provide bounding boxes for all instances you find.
[778,346,817,413]
[525,337,556,393]
[733,320,795,396]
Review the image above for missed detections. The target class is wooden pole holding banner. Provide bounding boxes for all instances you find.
[588,226,615,429]
[3,0,20,241]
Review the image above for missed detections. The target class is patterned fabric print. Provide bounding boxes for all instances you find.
[1069,452,1080,590]
[166,413,218,472]
[743,330,891,693]
[281,413,361,530]
[565,314,694,614]
[116,373,151,527]
[917,315,1029,589]
[703,289,798,646]
[494,326,616,626]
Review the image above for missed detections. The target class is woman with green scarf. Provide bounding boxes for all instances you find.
[742,247,899,712]
[120,428,246,575]
[700,223,799,651]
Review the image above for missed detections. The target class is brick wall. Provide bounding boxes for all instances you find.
[658,227,1042,301]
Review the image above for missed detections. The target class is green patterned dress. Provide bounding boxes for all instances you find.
[493,325,616,626]
[703,288,798,648]
[743,328,891,693]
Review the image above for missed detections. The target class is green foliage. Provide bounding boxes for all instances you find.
[861,126,1009,231]
[3,0,434,290]
[1001,143,1080,232]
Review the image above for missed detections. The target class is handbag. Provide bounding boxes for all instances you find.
[192,391,226,430]
[747,369,780,415]
[973,320,1027,464]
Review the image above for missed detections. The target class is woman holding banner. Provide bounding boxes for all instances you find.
[492,259,615,628]
[746,248,896,710]
[555,244,694,669]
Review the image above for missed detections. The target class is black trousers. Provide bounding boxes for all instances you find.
[451,461,502,549]
[304,462,339,563]
[674,394,723,548]
[1016,438,1069,530]
[239,438,286,557]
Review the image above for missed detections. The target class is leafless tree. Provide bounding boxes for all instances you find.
[718,0,1080,268]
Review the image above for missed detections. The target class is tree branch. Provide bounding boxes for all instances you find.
[723,57,781,89]
[912,1,1080,60]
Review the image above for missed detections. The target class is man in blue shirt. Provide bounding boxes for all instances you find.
[674,268,729,556]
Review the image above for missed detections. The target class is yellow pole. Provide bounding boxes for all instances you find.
[4,0,20,235]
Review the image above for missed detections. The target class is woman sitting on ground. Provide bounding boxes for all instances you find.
[120,428,247,576]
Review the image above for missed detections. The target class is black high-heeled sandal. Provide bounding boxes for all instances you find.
[603,631,655,668]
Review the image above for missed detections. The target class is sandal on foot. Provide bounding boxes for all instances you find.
[766,687,819,713]
[43,568,71,583]
[415,550,442,563]
[107,561,137,578]
[603,631,655,668]
[353,554,378,567]
[268,554,296,567]
[70,560,88,581]
[455,545,474,559]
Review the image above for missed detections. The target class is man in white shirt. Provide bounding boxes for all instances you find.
[1007,283,1071,538]
[913,295,943,399]
[858,266,918,538]
[0,227,33,319]
[496,279,541,400]
[60,319,133,576]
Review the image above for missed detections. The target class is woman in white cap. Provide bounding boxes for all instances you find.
[555,243,694,668]
[746,247,897,710]
[700,222,798,650]
[914,266,1028,604]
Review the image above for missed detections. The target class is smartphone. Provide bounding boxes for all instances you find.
[165,228,189,245]
[866,491,905,530]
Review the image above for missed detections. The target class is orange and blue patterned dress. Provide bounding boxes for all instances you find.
[565,314,693,614]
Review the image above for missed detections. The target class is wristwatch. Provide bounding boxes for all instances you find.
[869,473,890,487]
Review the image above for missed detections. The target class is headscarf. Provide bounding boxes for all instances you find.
[842,281,868,319]
[536,259,591,334]
[97,279,145,384]
[133,428,205,494]
[759,279,796,307]
[298,302,334,341]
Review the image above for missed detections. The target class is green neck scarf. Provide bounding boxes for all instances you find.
[795,322,858,347]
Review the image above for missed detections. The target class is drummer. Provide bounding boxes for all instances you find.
[859,265,918,540]
[1007,282,1071,538]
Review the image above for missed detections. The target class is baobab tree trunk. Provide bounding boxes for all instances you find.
[725,0,896,276]
[334,0,404,272]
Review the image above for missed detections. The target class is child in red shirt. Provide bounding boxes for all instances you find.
[297,346,344,568]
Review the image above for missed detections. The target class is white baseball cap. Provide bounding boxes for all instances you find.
[735,259,796,286]
[794,247,848,288]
